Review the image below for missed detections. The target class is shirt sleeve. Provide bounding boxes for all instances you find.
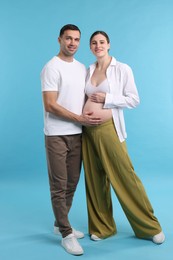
[104,64,140,109]
[41,66,60,92]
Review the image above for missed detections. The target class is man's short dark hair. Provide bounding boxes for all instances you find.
[59,24,81,37]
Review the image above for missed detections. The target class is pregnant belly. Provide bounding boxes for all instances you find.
[83,98,112,122]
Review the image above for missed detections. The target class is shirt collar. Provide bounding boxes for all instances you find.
[89,56,117,71]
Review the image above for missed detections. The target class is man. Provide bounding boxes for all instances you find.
[41,24,101,256]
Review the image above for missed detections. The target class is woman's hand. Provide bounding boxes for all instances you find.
[90,92,106,103]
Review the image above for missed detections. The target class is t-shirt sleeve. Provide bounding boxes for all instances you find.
[41,66,60,92]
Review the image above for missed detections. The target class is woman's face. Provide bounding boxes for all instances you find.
[90,34,110,58]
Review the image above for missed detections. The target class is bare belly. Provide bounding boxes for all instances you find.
[83,98,112,123]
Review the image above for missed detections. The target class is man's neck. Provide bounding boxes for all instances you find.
[57,53,74,62]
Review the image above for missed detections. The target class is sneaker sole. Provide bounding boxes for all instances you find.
[61,243,84,255]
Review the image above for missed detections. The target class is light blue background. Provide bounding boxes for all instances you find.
[0,0,173,178]
[0,1,173,259]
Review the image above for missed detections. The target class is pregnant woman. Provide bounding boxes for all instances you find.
[82,30,165,244]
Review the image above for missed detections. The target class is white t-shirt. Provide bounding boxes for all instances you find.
[41,56,86,135]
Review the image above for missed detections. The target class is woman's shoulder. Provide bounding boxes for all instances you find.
[112,59,133,74]
[114,59,131,70]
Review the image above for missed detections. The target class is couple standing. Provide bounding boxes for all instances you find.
[40,24,165,256]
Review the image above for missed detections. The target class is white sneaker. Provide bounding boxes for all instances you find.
[54,226,84,239]
[91,234,102,241]
[152,231,165,244]
[61,234,84,255]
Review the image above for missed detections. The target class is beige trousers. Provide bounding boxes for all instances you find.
[82,120,162,239]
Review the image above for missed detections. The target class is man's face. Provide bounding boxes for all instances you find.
[58,30,80,57]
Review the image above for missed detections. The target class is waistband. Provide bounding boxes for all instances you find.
[83,119,114,132]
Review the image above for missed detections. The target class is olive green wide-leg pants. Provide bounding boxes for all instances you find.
[82,120,162,239]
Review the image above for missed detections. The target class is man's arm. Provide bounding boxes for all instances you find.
[43,91,102,126]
